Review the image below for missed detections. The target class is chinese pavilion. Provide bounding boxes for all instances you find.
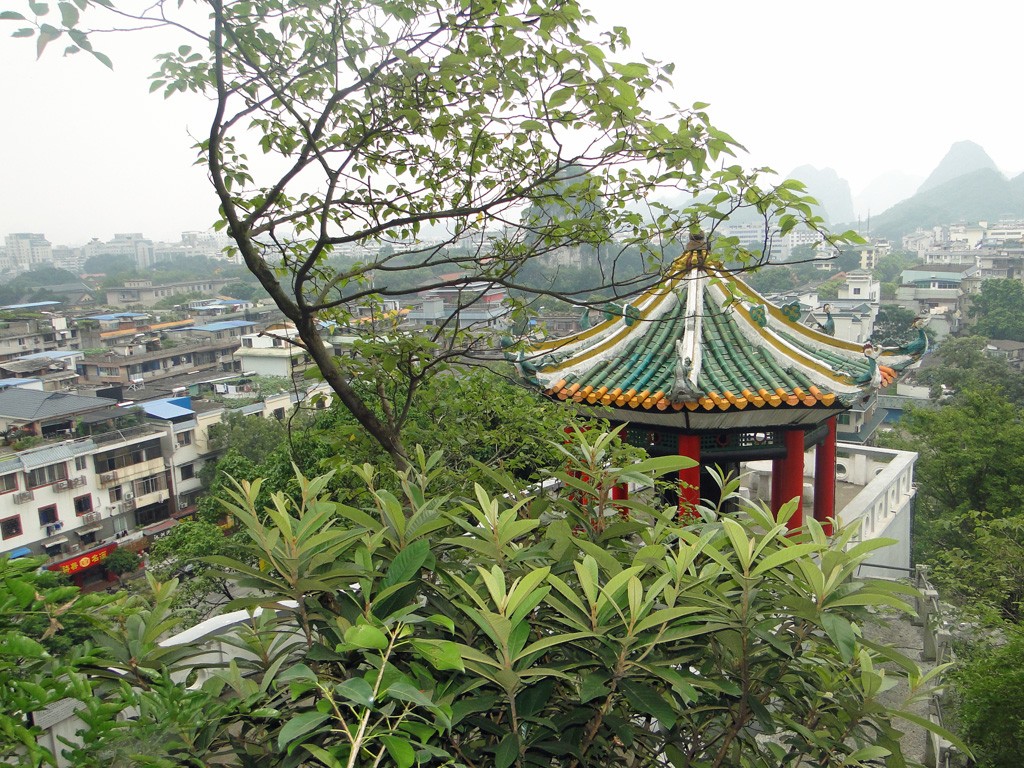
[512,233,924,531]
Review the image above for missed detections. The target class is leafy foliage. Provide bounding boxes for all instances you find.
[911,335,1024,405]
[148,520,252,622]
[949,629,1024,768]
[883,389,1024,564]
[969,278,1024,342]
[0,555,113,767]
[31,433,949,767]
[2,0,855,469]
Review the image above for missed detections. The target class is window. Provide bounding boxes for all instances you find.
[27,463,68,488]
[175,431,193,448]
[1,515,22,540]
[853,287,861,295]
[74,494,93,515]
[0,474,16,494]
[75,456,88,471]
[38,505,58,526]
[180,464,195,481]
[135,475,166,496]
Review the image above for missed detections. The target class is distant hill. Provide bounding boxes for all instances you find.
[854,170,922,219]
[917,140,999,194]
[869,167,1024,239]
[786,165,855,224]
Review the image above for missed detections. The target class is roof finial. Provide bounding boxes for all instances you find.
[685,229,707,253]
[682,228,709,272]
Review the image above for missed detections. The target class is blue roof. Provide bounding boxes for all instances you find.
[19,350,79,361]
[6,546,33,559]
[183,320,255,332]
[86,312,149,321]
[142,400,195,420]
[0,378,40,389]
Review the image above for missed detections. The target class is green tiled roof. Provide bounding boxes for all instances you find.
[516,242,921,415]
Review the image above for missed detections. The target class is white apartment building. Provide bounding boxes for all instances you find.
[4,233,52,273]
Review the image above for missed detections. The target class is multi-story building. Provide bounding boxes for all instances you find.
[78,337,241,386]
[3,233,53,273]
[0,309,77,362]
[83,233,153,271]
[235,324,323,378]
[895,267,974,316]
[0,381,327,581]
[104,278,232,308]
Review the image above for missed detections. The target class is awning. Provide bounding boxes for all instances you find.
[7,546,32,559]
[143,519,178,537]
[43,536,68,546]
[76,523,103,534]
[47,542,118,575]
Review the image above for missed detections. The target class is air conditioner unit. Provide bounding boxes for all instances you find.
[72,476,87,488]
[124,491,135,500]
[100,472,116,484]
[55,480,70,491]
[177,497,189,511]
[13,491,32,504]
[69,543,81,553]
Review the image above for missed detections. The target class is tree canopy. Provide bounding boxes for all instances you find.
[0,440,953,767]
[969,278,1024,341]
[3,0,852,469]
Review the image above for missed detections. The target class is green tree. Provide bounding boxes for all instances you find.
[969,278,1024,341]
[882,388,1024,561]
[0,555,113,767]
[871,250,920,284]
[950,629,1024,768]
[913,336,1024,404]
[52,440,957,767]
[148,520,251,620]
[4,0,848,470]
[105,548,142,586]
[871,305,919,347]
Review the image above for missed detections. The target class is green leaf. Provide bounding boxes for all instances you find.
[579,672,609,703]
[385,681,435,709]
[410,639,464,671]
[495,732,520,768]
[382,538,430,588]
[335,677,375,708]
[619,678,676,727]
[822,613,856,662]
[0,11,26,20]
[344,624,389,650]
[750,542,821,576]
[277,711,329,752]
[381,735,415,768]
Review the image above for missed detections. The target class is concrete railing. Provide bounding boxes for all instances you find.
[913,565,958,768]
[836,444,917,577]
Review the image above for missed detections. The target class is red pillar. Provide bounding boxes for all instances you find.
[813,417,837,536]
[678,434,701,516]
[775,430,805,530]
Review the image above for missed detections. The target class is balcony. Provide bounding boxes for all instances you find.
[133,489,170,509]
[77,511,104,534]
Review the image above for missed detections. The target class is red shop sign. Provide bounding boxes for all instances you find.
[47,542,118,576]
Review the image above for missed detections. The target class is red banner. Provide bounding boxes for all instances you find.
[47,542,118,575]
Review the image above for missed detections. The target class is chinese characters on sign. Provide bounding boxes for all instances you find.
[47,542,117,575]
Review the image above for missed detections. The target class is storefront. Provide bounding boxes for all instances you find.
[47,542,118,586]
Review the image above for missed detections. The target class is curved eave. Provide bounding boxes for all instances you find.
[525,261,914,416]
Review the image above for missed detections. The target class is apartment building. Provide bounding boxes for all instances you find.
[104,278,232,308]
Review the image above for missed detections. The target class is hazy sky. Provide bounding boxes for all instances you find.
[1,0,1021,245]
